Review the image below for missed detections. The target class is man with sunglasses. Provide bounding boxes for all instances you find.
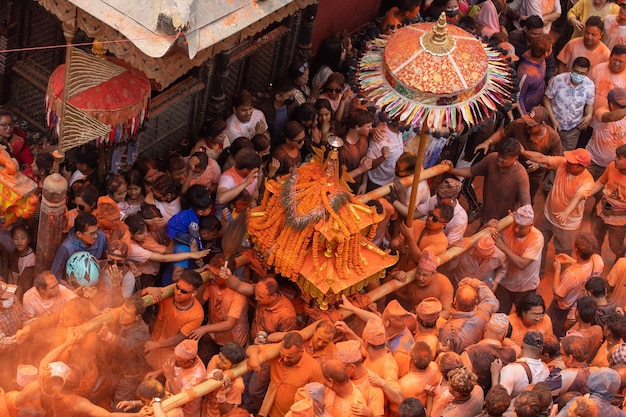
[416,178,468,247]
[390,204,453,270]
[144,270,204,371]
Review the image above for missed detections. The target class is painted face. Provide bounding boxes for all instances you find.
[395,161,413,177]
[280,344,304,366]
[99,216,120,231]
[234,104,254,123]
[254,282,274,306]
[521,305,545,327]
[80,286,98,299]
[41,275,60,300]
[565,162,585,176]
[131,228,148,244]
[173,355,195,369]
[174,280,195,304]
[77,224,99,246]
[615,154,626,171]
[512,221,532,238]
[496,154,517,171]
[311,328,335,352]
[119,303,139,326]
[0,115,14,140]
[12,228,30,253]
[583,26,602,47]
[415,269,434,287]
[60,306,84,327]
[526,124,543,135]
[426,208,447,231]
[216,352,233,371]
[232,199,251,213]
[610,54,626,74]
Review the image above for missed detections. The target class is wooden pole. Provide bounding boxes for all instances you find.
[159,214,514,411]
[78,254,248,334]
[53,21,76,172]
[405,128,429,228]
[355,163,450,203]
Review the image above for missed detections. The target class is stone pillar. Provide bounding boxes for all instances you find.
[35,173,67,274]
[296,4,319,61]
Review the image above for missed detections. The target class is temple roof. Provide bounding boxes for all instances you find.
[58,0,315,58]
[38,0,316,88]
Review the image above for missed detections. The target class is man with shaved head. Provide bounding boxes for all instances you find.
[438,277,499,354]
[304,320,338,364]
[322,358,372,417]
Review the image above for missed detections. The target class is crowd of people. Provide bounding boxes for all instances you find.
[4,0,626,416]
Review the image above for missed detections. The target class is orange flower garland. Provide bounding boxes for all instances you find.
[248,158,381,282]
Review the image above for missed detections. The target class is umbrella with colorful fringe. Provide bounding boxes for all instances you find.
[358,13,515,130]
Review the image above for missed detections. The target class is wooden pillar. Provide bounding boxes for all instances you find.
[206,52,230,116]
[296,4,318,61]
[35,173,67,274]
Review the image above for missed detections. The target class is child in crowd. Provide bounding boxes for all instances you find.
[8,223,36,300]
[125,169,146,216]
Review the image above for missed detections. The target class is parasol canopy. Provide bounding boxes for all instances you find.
[358,13,514,129]
[45,47,151,151]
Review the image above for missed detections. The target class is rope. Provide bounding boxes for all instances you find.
[0,37,179,54]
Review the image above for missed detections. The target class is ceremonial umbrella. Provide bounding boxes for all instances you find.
[358,13,514,129]
[358,13,515,224]
[45,47,151,152]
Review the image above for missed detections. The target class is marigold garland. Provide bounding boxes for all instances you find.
[247,158,381,282]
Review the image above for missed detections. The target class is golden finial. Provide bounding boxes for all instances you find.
[91,39,107,58]
[420,12,456,56]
